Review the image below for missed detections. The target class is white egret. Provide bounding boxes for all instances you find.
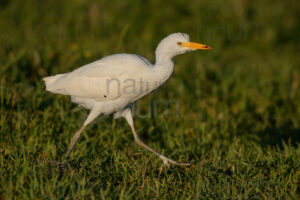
[44,33,212,168]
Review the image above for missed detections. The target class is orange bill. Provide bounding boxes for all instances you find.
[181,42,212,50]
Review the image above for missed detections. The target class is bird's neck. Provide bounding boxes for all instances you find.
[153,53,174,84]
[155,46,175,66]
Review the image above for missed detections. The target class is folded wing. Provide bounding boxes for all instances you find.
[44,54,152,102]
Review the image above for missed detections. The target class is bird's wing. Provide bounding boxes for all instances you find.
[46,54,152,101]
[74,53,152,77]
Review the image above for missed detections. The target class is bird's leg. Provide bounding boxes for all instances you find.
[123,108,192,169]
[62,109,102,163]
[50,125,86,167]
[51,109,101,166]
[64,125,86,160]
[130,124,192,169]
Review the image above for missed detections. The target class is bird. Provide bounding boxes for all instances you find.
[43,32,212,169]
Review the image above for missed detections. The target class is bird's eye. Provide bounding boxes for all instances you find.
[177,42,182,46]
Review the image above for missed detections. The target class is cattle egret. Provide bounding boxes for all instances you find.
[44,33,212,169]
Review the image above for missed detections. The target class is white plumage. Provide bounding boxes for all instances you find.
[44,33,211,168]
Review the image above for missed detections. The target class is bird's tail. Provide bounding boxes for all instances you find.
[43,73,69,92]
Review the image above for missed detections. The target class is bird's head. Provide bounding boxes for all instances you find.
[155,33,212,61]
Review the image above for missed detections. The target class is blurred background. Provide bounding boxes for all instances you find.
[1,0,299,143]
[0,0,299,199]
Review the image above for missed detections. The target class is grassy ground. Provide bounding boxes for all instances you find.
[0,0,299,199]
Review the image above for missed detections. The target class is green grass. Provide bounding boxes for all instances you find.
[0,0,300,199]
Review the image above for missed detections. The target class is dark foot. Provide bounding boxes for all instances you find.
[50,160,66,168]
[158,155,193,173]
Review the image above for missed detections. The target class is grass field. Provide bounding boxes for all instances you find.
[0,0,299,199]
